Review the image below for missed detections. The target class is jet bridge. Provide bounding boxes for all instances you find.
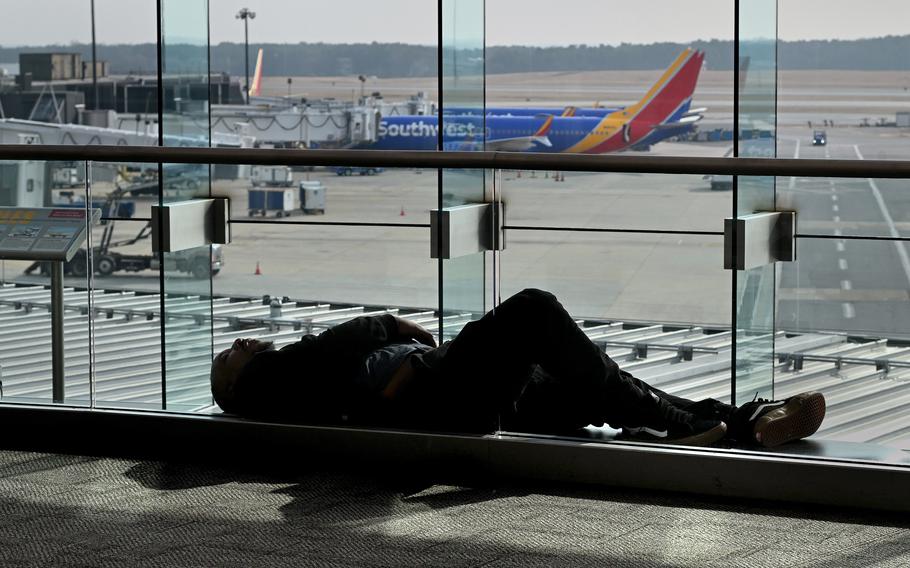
[0,117,252,148]
[208,94,433,148]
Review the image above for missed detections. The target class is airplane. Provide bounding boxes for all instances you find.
[365,48,705,153]
[443,48,706,122]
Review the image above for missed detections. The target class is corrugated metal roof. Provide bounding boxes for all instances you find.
[0,282,906,449]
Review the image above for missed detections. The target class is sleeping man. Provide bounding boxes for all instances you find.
[211,288,826,447]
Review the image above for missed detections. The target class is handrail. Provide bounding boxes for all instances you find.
[1,144,910,178]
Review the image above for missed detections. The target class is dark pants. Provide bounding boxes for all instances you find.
[404,288,735,434]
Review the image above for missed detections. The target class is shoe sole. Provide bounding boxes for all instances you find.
[623,422,727,447]
[754,392,826,448]
[671,421,727,447]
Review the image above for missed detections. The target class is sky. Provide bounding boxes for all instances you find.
[2,0,909,47]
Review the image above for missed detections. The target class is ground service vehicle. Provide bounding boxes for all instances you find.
[334,166,384,176]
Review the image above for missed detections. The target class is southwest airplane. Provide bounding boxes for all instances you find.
[445,49,706,122]
[367,48,705,153]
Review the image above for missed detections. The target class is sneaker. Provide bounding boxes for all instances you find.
[620,393,727,446]
[731,392,826,448]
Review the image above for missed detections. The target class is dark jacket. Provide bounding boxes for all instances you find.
[231,314,404,422]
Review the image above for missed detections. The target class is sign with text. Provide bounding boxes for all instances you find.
[0,207,101,262]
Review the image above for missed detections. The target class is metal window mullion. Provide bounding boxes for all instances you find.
[732,0,740,405]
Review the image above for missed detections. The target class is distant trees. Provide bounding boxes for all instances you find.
[3,36,910,78]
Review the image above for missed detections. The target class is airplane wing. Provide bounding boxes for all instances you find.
[651,114,703,130]
[484,114,553,151]
[484,135,552,152]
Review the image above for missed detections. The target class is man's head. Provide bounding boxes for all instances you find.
[210,337,274,412]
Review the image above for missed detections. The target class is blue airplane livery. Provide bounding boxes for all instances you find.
[365,48,706,154]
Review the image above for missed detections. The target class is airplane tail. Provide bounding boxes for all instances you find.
[248,48,264,98]
[577,48,704,153]
[626,48,703,129]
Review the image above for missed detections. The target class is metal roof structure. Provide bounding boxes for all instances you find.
[0,282,907,450]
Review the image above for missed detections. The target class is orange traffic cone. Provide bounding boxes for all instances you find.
[254,261,262,275]
[400,205,406,217]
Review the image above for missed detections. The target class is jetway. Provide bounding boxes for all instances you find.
[207,94,434,148]
[0,117,252,148]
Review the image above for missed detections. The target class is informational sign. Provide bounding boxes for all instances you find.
[0,207,101,262]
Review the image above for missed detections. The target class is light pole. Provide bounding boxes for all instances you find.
[90,0,98,109]
[235,8,256,104]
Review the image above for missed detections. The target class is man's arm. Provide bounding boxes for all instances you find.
[311,313,435,357]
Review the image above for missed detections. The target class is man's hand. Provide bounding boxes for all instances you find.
[395,317,437,347]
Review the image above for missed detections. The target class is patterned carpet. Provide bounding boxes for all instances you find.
[0,449,907,567]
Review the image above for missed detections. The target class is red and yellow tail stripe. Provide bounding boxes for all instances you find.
[533,115,554,137]
[563,48,702,154]
[248,48,264,98]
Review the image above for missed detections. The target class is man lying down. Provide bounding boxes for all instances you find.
[210,288,826,447]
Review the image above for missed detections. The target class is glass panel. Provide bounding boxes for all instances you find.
[85,217,162,410]
[778,1,910,162]
[734,0,778,404]
[0,160,91,406]
[502,231,729,327]
[217,165,434,225]
[1,1,158,144]
[485,1,734,159]
[777,236,910,461]
[441,0,486,319]
[501,171,730,233]
[779,175,910,239]
[215,223,435,313]
[499,230,731,439]
[208,11,438,150]
[160,0,213,412]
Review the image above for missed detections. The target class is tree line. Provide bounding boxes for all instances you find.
[3,36,910,77]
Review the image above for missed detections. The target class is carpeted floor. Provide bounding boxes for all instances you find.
[0,449,907,567]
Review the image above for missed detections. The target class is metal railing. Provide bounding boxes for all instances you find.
[2,145,910,178]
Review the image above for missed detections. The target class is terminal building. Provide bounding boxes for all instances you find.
[0,3,907,565]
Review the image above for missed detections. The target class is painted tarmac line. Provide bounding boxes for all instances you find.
[842,303,855,319]
[853,144,910,289]
[789,138,800,189]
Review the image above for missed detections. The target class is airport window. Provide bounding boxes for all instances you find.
[0,0,908,470]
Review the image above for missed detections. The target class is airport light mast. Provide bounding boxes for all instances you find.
[236,8,256,104]
[90,0,98,110]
